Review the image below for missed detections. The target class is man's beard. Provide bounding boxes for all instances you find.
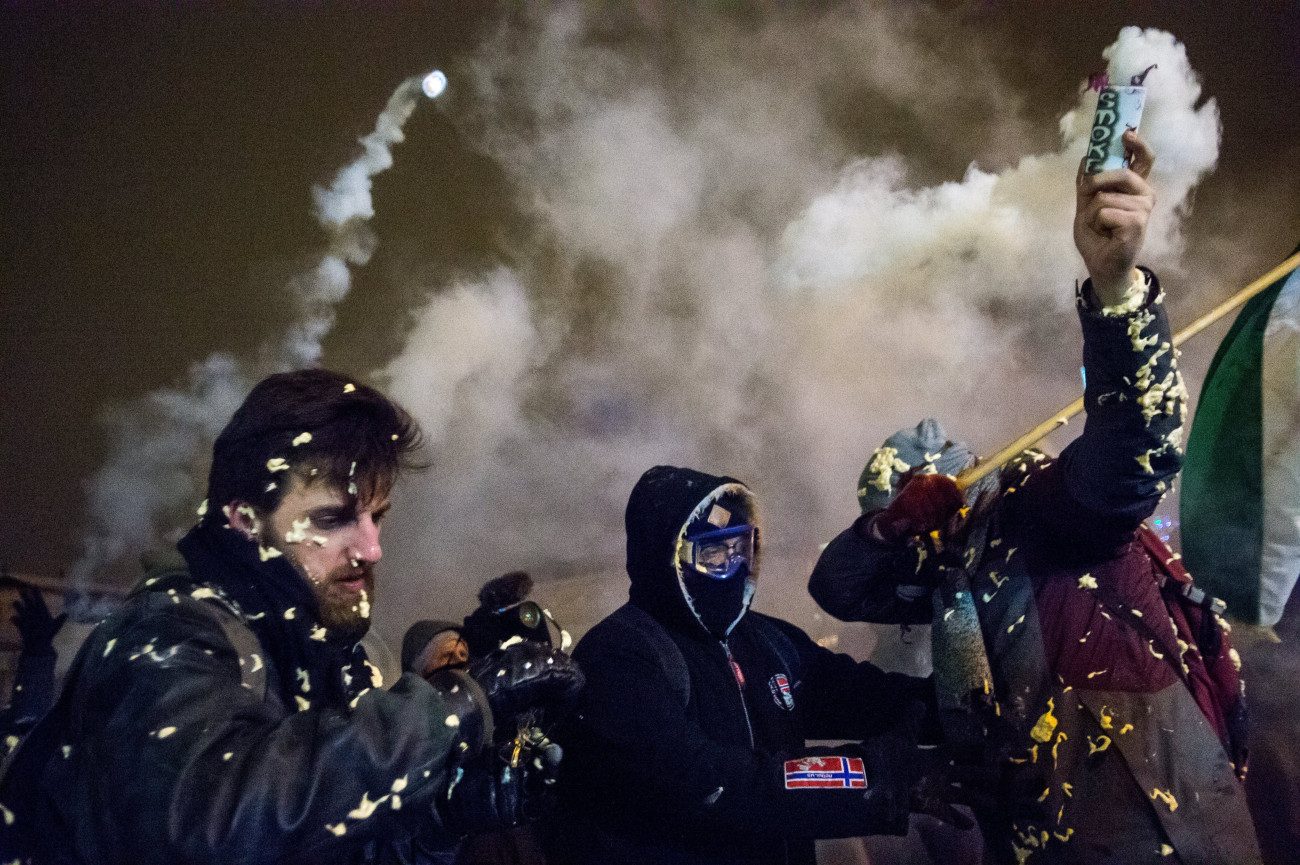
[317,565,376,638]
[287,556,377,640]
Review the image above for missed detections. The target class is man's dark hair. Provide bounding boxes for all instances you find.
[203,369,423,522]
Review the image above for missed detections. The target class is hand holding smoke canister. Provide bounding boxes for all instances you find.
[1083,65,1155,175]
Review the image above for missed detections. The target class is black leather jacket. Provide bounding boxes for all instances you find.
[0,524,485,865]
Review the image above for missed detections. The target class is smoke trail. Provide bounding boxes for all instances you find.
[375,12,1219,633]
[69,75,434,602]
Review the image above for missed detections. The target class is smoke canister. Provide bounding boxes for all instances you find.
[1083,65,1154,174]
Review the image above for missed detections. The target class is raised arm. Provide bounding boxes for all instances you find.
[1057,131,1184,524]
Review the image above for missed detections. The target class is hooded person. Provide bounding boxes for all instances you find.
[552,465,964,865]
[809,132,1261,864]
[402,619,470,678]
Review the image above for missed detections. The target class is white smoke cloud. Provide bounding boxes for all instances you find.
[70,75,433,600]
[375,13,1220,633]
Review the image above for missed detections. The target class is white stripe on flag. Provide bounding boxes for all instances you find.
[1260,266,1300,626]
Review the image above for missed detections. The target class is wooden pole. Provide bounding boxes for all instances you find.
[955,251,1300,489]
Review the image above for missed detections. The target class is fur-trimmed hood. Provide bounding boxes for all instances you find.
[625,465,762,636]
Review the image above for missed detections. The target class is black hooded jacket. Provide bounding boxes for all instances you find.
[555,466,931,865]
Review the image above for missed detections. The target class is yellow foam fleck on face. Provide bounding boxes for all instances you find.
[267,457,290,473]
[284,517,312,545]
[292,432,313,447]
[358,589,371,620]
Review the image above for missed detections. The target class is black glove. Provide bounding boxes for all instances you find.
[468,641,584,734]
[859,698,981,834]
[426,669,493,751]
[13,586,66,655]
[438,730,563,836]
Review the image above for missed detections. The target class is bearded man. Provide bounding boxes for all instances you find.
[0,369,581,865]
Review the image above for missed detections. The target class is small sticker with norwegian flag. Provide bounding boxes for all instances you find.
[769,673,795,711]
[783,756,867,790]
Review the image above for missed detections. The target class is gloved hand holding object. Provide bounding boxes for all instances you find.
[855,698,976,833]
[869,473,965,544]
[468,640,585,735]
[438,724,563,835]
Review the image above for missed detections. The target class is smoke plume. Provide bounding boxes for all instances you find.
[68,75,432,603]
[375,16,1219,634]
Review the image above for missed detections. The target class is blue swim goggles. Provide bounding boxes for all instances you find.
[678,524,755,581]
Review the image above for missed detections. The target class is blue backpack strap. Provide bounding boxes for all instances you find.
[604,603,691,708]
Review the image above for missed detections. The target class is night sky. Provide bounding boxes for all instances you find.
[2,1,1298,593]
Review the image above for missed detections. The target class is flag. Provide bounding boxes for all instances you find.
[1181,244,1300,626]
[782,756,867,789]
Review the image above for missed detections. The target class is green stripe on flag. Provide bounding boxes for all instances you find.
[1182,247,1300,624]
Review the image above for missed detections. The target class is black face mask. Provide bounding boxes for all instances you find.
[683,562,751,638]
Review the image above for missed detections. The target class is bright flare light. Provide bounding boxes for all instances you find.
[421,70,447,99]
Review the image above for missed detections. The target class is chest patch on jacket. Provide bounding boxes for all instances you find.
[783,756,866,789]
[768,673,795,711]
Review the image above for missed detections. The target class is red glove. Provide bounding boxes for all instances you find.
[871,473,964,543]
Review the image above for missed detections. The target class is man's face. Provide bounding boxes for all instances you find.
[261,473,390,637]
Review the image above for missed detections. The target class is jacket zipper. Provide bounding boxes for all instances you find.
[721,639,755,748]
